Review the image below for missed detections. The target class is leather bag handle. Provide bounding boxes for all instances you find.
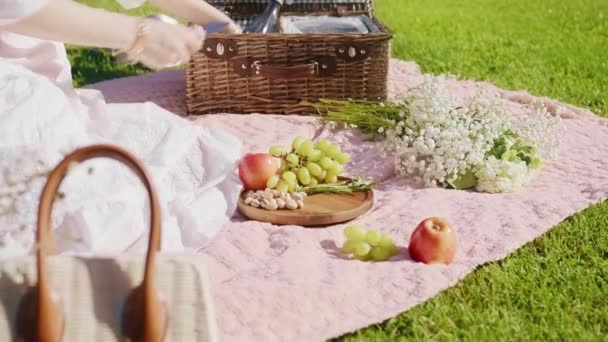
[16,144,166,342]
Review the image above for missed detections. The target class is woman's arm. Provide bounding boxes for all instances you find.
[3,0,204,68]
[149,0,241,33]
[4,0,137,50]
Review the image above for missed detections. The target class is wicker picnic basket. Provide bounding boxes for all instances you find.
[185,0,392,115]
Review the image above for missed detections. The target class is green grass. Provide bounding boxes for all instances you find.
[68,0,159,86]
[376,0,608,116]
[335,204,608,341]
[70,0,608,340]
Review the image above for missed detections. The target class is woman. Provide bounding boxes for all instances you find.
[0,0,243,257]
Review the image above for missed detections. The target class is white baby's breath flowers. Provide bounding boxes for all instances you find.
[515,101,561,160]
[376,77,560,192]
[475,157,533,193]
[384,77,511,188]
[306,77,562,193]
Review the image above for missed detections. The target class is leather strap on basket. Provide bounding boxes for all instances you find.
[16,144,165,342]
[233,56,337,79]
[202,38,239,59]
[335,43,371,63]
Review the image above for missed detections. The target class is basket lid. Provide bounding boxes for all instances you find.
[207,0,371,5]
[211,0,375,21]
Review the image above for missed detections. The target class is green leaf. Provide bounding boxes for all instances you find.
[301,177,376,194]
[502,149,519,162]
[448,171,478,190]
[517,151,532,164]
[516,144,535,154]
[530,157,544,169]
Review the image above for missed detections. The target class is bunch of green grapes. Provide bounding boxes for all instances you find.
[341,226,399,261]
[266,136,351,193]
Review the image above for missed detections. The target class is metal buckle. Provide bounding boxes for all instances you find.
[252,60,262,75]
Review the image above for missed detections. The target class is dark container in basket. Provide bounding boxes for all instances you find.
[185,0,392,115]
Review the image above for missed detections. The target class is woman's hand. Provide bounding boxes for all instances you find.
[220,21,242,34]
[3,0,205,69]
[3,0,236,70]
[149,0,241,34]
[123,18,204,69]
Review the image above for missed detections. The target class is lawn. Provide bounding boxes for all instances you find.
[72,0,608,340]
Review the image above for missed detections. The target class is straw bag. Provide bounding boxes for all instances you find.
[0,144,218,342]
[185,0,392,115]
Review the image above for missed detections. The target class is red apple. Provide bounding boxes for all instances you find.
[408,217,457,264]
[238,153,280,190]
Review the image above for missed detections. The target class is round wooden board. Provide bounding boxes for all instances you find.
[237,188,374,227]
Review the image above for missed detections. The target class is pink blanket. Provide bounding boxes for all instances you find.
[89,59,608,341]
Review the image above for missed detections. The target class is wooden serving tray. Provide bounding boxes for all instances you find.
[237,187,374,227]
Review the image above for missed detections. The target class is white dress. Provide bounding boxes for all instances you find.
[0,0,243,257]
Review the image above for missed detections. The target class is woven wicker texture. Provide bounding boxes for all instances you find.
[187,31,390,114]
[209,0,372,13]
[209,0,369,4]
[185,0,388,115]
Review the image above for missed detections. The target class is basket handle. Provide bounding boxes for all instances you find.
[233,56,337,79]
[16,144,166,342]
[252,61,319,79]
